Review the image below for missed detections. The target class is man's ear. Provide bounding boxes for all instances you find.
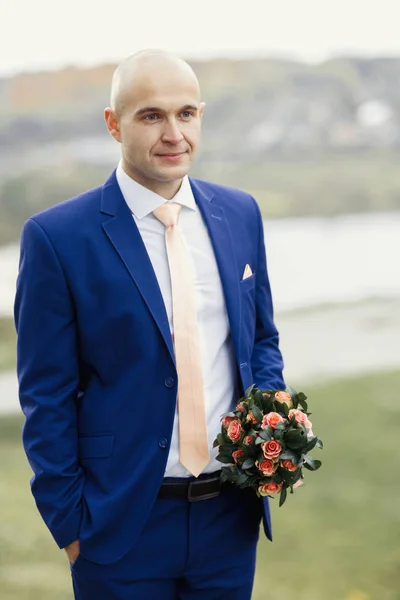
[104,108,122,143]
[199,102,206,120]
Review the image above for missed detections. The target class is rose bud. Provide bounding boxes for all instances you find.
[281,459,298,472]
[243,435,254,446]
[232,449,244,463]
[275,391,293,408]
[258,482,283,496]
[255,459,275,476]
[222,415,236,430]
[261,412,284,429]
[288,408,308,425]
[246,411,258,425]
[227,420,242,443]
[261,440,282,460]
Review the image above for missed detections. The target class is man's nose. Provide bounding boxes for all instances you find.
[161,119,184,144]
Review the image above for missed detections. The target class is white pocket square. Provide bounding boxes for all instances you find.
[242,264,253,280]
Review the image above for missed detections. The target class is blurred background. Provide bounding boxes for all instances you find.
[1,1,399,598]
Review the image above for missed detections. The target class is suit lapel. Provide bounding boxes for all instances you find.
[100,173,242,369]
[190,179,242,365]
[100,172,175,365]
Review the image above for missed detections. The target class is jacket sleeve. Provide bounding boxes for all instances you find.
[250,197,286,391]
[14,217,84,549]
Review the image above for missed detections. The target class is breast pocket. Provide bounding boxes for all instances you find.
[240,273,256,292]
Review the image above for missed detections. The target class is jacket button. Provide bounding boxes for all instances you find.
[159,438,168,449]
[164,377,174,388]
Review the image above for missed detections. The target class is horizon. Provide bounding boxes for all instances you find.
[3,50,400,79]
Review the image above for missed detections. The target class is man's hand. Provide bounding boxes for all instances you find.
[64,539,80,564]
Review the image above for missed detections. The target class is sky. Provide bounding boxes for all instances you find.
[2,0,400,75]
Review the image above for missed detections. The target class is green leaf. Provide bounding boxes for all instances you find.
[253,389,264,407]
[242,458,255,470]
[285,428,307,450]
[255,437,264,445]
[304,436,318,453]
[273,400,288,417]
[273,429,285,443]
[217,433,225,446]
[251,405,263,423]
[303,454,316,469]
[216,454,233,464]
[236,473,250,486]
[312,460,322,470]
[245,384,255,398]
[316,438,324,450]
[279,485,288,507]
[213,438,219,449]
[280,450,298,462]
[303,462,314,471]
[297,392,308,412]
[261,394,274,413]
[259,429,272,441]
[220,468,230,483]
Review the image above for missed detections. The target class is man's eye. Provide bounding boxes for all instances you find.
[180,111,193,119]
[144,114,160,121]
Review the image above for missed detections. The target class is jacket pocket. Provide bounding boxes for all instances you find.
[78,434,115,459]
[240,273,256,291]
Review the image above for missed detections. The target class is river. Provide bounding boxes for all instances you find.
[1,211,399,413]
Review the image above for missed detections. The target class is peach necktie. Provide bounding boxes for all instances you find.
[153,202,210,477]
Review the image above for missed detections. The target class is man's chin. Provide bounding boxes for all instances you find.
[154,165,190,182]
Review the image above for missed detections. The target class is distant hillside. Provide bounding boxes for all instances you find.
[1,56,400,245]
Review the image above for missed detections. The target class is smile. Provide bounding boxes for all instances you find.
[156,152,186,162]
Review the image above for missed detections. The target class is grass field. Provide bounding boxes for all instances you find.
[0,370,399,599]
[0,318,16,373]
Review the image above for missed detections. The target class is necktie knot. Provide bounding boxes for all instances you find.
[153,202,182,228]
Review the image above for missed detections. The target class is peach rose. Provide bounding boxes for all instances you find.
[222,415,236,430]
[246,411,258,425]
[255,459,275,476]
[236,402,246,412]
[288,409,308,425]
[281,459,298,472]
[275,391,293,408]
[227,420,242,443]
[232,449,244,463]
[261,440,282,460]
[261,412,284,429]
[243,435,254,445]
[258,482,283,496]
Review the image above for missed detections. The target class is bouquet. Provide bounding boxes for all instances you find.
[213,385,323,506]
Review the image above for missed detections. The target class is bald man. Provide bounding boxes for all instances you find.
[14,50,285,599]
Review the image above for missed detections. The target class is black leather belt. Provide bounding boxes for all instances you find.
[158,470,227,502]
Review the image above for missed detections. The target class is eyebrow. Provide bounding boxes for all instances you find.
[134,104,199,118]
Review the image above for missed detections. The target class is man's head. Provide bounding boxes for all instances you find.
[105,50,205,199]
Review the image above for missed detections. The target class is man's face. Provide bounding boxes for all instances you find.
[106,70,204,193]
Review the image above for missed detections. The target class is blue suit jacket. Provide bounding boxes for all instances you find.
[14,172,285,565]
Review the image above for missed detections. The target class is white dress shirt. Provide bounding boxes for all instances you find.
[116,163,238,477]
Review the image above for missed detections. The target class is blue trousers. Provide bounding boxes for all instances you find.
[70,485,262,599]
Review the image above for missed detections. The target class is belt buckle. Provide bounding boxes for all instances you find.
[187,476,221,502]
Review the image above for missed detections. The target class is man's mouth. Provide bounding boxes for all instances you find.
[156,151,187,162]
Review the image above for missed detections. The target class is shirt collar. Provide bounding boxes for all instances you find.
[116,161,196,220]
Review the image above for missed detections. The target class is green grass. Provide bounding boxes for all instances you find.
[1,371,399,599]
[0,318,16,372]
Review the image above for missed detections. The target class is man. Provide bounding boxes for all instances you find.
[14,50,285,599]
